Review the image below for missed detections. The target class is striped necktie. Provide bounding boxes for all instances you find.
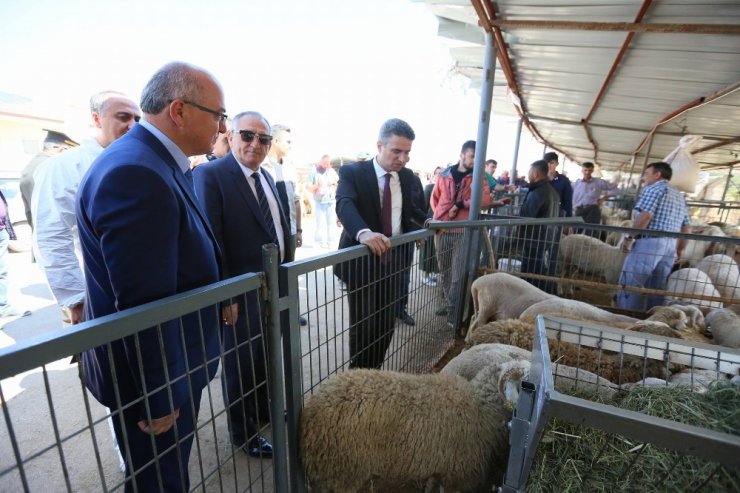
[252,172,279,246]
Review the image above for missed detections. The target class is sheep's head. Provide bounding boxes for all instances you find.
[646,306,687,331]
[496,360,531,403]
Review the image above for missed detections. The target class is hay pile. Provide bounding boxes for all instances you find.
[526,382,740,492]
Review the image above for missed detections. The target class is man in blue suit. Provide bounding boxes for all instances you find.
[193,111,291,458]
[77,62,226,492]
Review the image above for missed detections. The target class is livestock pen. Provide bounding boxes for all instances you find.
[502,315,740,492]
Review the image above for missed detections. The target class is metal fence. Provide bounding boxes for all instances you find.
[502,315,740,492]
[686,199,740,231]
[0,248,287,493]
[481,218,740,312]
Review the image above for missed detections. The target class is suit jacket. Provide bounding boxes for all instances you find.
[335,160,427,284]
[76,123,221,417]
[193,153,293,278]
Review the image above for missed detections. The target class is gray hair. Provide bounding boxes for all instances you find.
[89,90,128,115]
[271,123,290,138]
[378,118,415,144]
[231,111,271,133]
[140,62,205,114]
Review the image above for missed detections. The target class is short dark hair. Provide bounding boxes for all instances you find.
[460,140,476,154]
[530,159,549,177]
[646,161,673,180]
[582,161,595,169]
[543,151,558,163]
[379,118,415,144]
[485,159,497,166]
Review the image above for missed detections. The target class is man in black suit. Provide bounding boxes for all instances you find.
[193,111,292,458]
[335,118,428,369]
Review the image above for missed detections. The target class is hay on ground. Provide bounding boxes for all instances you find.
[525,382,740,492]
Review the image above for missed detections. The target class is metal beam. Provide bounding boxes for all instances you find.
[691,138,740,155]
[487,19,740,34]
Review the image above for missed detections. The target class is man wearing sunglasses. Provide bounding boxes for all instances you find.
[194,111,292,459]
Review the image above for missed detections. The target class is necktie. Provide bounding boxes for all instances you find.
[184,168,195,188]
[382,173,392,237]
[252,173,279,246]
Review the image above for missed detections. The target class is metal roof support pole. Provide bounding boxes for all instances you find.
[511,117,523,185]
[635,133,655,198]
[626,154,637,187]
[721,167,733,202]
[458,30,496,332]
[469,30,496,220]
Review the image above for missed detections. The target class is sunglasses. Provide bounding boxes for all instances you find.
[235,130,273,145]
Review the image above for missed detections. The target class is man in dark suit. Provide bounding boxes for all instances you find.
[193,111,291,458]
[76,62,226,492]
[335,118,427,369]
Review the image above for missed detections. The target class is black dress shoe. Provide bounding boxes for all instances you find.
[435,306,449,316]
[299,316,308,326]
[397,310,415,326]
[244,436,273,458]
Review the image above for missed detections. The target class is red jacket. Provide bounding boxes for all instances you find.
[430,164,492,222]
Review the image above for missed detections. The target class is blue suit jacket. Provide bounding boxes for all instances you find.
[193,153,293,278]
[76,124,221,417]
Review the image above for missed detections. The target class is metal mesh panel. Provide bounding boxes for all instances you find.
[0,272,280,492]
[503,315,740,492]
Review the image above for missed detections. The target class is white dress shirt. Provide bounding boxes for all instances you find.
[235,157,286,260]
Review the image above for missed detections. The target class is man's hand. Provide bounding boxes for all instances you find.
[69,303,85,324]
[621,237,635,254]
[296,231,303,248]
[138,409,180,435]
[358,231,391,256]
[447,205,459,219]
[222,303,239,326]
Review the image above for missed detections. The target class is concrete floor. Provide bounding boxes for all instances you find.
[1,215,454,492]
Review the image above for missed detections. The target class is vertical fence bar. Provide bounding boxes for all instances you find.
[262,244,288,493]
[280,262,307,493]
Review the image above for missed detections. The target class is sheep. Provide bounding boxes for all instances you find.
[440,342,531,381]
[469,272,552,334]
[519,298,637,327]
[696,254,740,303]
[441,342,617,400]
[681,225,727,267]
[557,234,626,286]
[605,220,633,246]
[299,365,511,493]
[665,268,723,310]
[666,303,706,331]
[465,319,671,384]
[705,307,740,349]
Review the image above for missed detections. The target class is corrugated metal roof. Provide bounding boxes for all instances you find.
[426,0,740,172]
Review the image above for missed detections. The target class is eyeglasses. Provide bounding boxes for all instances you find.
[235,130,273,146]
[182,100,228,123]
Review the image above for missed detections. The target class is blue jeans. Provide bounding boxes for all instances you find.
[0,229,9,312]
[314,201,335,245]
[617,237,676,312]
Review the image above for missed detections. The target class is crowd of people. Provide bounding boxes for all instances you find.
[0,59,694,492]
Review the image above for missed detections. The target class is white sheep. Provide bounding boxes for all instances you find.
[681,225,727,267]
[519,298,637,326]
[469,272,552,334]
[440,343,531,381]
[557,233,626,286]
[665,268,723,310]
[666,303,706,331]
[705,307,740,349]
[299,365,511,493]
[696,254,740,304]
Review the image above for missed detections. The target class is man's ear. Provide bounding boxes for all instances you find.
[91,112,102,129]
[169,100,186,127]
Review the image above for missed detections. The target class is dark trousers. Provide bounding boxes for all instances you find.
[112,389,202,493]
[347,261,403,369]
[521,228,556,294]
[220,291,268,447]
[396,243,415,315]
[575,204,602,225]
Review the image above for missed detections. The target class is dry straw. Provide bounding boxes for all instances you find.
[526,382,740,492]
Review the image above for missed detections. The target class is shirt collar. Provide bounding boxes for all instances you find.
[139,120,191,174]
[373,157,397,180]
[234,152,263,177]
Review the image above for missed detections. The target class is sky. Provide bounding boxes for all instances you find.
[0,0,547,173]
